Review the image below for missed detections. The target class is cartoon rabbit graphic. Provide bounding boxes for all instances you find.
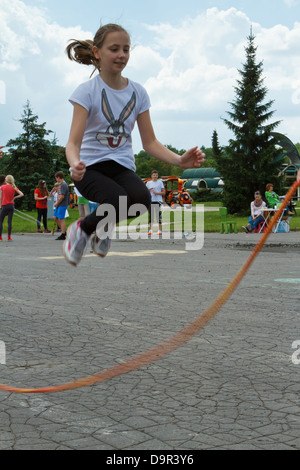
[97,89,136,150]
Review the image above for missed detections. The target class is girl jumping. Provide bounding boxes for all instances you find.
[64,23,205,266]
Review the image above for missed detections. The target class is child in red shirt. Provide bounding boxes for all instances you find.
[34,180,50,233]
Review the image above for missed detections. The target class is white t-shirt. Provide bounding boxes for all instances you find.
[251,200,265,218]
[69,75,151,172]
[146,179,165,203]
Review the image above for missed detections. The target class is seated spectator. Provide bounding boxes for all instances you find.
[243,191,267,233]
[265,183,293,215]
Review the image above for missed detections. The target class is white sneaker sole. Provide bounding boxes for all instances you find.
[62,221,88,267]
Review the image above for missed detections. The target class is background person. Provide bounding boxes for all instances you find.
[74,187,90,220]
[146,170,165,235]
[50,182,61,234]
[0,175,5,217]
[54,171,69,240]
[34,179,51,233]
[0,175,24,241]
[265,183,293,215]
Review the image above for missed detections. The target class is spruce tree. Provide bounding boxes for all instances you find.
[215,32,283,214]
[212,130,222,158]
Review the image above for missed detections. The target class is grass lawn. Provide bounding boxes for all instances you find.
[4,202,300,235]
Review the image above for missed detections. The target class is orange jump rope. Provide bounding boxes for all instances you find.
[1,180,299,394]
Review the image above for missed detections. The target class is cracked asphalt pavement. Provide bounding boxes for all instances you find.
[0,231,299,450]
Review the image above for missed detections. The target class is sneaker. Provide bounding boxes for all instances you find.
[37,229,43,233]
[62,220,90,266]
[7,236,12,241]
[0,236,2,241]
[55,233,66,240]
[44,228,51,233]
[242,226,249,233]
[91,235,111,258]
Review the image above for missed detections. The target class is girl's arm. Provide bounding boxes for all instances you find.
[66,103,89,181]
[34,192,47,201]
[14,189,24,201]
[250,201,255,218]
[137,110,205,168]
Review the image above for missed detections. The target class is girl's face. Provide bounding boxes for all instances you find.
[255,194,262,203]
[93,31,130,75]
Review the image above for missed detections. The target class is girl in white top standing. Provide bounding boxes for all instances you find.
[64,23,205,266]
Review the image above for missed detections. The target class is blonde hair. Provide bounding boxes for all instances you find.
[5,175,16,189]
[66,23,130,76]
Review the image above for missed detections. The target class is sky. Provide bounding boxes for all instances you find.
[1,0,300,156]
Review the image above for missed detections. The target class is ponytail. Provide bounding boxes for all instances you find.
[66,39,100,76]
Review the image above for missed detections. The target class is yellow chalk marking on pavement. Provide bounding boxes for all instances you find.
[40,249,187,260]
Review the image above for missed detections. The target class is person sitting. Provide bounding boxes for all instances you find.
[243,191,267,233]
[265,183,293,215]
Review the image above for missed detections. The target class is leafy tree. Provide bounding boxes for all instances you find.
[3,101,66,209]
[135,145,185,178]
[215,32,283,214]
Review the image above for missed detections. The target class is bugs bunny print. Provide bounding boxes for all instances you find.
[97,89,136,150]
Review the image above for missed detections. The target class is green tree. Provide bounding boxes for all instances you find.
[215,32,283,214]
[212,130,222,158]
[135,145,185,178]
[4,101,64,209]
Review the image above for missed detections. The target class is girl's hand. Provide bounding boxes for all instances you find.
[71,161,86,181]
[179,147,205,169]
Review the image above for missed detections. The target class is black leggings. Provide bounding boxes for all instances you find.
[37,208,48,230]
[74,161,151,236]
[148,202,162,224]
[0,204,14,236]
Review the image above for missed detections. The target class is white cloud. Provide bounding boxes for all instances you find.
[0,80,5,104]
[130,8,300,145]
[284,0,300,7]
[131,9,250,121]
[0,0,93,144]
